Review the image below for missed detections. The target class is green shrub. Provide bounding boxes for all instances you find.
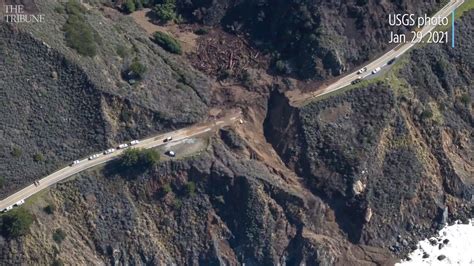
[0,208,34,238]
[460,93,471,105]
[65,0,85,15]
[127,58,147,80]
[123,0,136,13]
[54,6,65,14]
[33,153,44,162]
[120,148,160,168]
[43,204,55,215]
[421,109,433,120]
[153,0,176,22]
[194,28,209,35]
[11,147,22,157]
[116,45,129,58]
[184,181,196,196]
[152,31,182,54]
[63,0,98,57]
[140,149,160,166]
[53,228,66,244]
[162,183,172,194]
[51,259,64,266]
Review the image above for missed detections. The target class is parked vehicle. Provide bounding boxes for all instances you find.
[372,67,381,74]
[14,199,25,206]
[351,77,362,85]
[88,154,100,160]
[357,67,367,74]
[118,144,129,149]
[163,137,173,143]
[104,148,115,155]
[70,160,80,166]
[130,140,140,145]
[166,150,176,157]
[2,206,13,213]
[387,58,396,65]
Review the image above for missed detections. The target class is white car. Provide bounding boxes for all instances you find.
[130,140,140,145]
[88,154,100,160]
[372,67,381,74]
[118,143,129,149]
[163,137,173,143]
[2,206,13,212]
[71,160,80,166]
[357,67,367,74]
[104,148,115,155]
[166,150,176,157]
[14,199,25,206]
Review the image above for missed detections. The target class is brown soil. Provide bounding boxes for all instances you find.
[130,9,198,53]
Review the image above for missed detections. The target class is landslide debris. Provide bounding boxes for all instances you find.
[0,136,394,265]
[174,0,441,80]
[264,10,473,258]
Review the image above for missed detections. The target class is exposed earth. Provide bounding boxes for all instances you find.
[0,0,472,265]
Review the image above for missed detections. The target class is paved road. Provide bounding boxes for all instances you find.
[291,0,464,106]
[0,114,240,211]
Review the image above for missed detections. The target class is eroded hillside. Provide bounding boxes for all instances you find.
[265,9,473,258]
[0,0,472,265]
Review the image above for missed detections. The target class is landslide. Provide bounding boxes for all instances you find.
[177,0,441,80]
[264,10,473,258]
[0,0,210,199]
[0,135,395,265]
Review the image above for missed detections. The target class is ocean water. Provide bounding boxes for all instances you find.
[397,219,474,265]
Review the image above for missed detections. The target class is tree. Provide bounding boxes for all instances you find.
[152,31,182,54]
[153,0,176,22]
[0,176,5,189]
[120,148,160,168]
[123,0,136,13]
[1,208,34,238]
[120,148,141,167]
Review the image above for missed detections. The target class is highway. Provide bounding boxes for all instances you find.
[0,114,240,211]
[291,0,464,106]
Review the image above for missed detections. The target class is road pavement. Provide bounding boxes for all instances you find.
[0,113,240,211]
[291,0,464,106]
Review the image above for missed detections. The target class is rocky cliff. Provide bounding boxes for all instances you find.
[264,9,473,258]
